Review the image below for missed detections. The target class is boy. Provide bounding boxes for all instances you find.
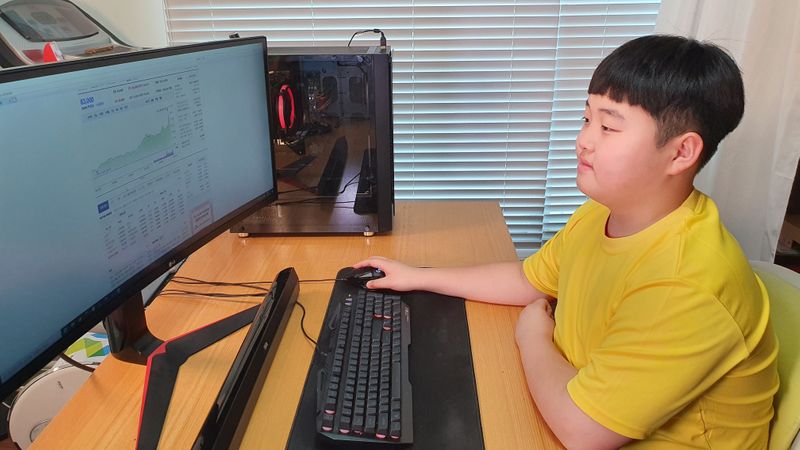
[355,35,779,448]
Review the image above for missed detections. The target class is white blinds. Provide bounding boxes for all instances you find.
[163,0,661,258]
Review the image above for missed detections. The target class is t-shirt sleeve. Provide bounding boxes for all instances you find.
[522,200,596,297]
[522,227,563,297]
[566,280,749,439]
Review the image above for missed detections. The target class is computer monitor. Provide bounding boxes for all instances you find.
[0,36,276,400]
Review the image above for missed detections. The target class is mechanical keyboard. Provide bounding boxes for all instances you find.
[315,283,413,444]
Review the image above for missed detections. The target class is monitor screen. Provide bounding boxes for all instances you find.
[0,37,276,399]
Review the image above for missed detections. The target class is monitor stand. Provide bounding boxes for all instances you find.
[103,292,164,365]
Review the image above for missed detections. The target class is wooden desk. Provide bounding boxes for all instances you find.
[32,201,562,450]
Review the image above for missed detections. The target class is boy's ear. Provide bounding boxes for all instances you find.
[666,131,703,175]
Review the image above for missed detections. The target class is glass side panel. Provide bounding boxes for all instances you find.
[255,53,380,232]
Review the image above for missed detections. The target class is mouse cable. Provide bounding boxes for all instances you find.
[294,299,327,357]
[300,277,342,283]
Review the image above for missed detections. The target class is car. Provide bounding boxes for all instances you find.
[0,0,140,68]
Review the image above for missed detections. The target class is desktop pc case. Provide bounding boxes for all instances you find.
[233,46,394,236]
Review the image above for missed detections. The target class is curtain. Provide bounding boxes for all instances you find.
[656,0,800,261]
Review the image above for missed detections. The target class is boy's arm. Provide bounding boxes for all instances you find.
[354,257,551,306]
[516,299,633,450]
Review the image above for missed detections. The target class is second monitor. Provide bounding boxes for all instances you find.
[232,46,394,236]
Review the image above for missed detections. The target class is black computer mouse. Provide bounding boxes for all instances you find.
[343,266,385,287]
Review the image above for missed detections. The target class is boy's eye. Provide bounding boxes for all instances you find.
[581,116,589,123]
[601,125,618,132]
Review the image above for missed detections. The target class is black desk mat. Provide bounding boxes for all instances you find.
[286,285,485,450]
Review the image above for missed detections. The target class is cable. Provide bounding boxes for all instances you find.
[160,276,373,349]
[341,171,362,190]
[171,276,340,287]
[300,278,340,283]
[143,259,185,307]
[278,175,363,201]
[161,276,346,354]
[347,29,387,50]
[294,299,323,354]
[171,276,271,292]
[274,163,365,206]
[173,275,271,286]
[59,352,95,373]
[160,289,264,297]
[158,290,264,305]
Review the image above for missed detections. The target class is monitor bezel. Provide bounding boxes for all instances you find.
[0,36,277,400]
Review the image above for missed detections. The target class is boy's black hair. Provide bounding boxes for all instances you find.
[588,34,744,169]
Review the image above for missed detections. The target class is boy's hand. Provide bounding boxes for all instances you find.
[515,297,556,345]
[353,256,421,291]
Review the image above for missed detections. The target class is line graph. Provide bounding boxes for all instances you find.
[93,118,173,178]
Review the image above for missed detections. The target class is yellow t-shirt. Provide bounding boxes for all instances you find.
[523,190,779,448]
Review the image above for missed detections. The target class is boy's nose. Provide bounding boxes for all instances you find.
[576,129,593,153]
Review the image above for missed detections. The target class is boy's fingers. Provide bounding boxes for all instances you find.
[530,297,548,308]
[366,279,384,290]
[353,256,387,268]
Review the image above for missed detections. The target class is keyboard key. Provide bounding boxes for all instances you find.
[321,413,334,432]
[390,420,402,439]
[352,414,364,434]
[382,302,391,319]
[392,362,402,400]
[365,414,377,435]
[391,406,401,422]
[377,414,389,438]
[324,396,336,414]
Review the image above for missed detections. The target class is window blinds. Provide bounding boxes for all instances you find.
[163,0,660,258]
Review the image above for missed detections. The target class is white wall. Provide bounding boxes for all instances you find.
[73,0,168,48]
